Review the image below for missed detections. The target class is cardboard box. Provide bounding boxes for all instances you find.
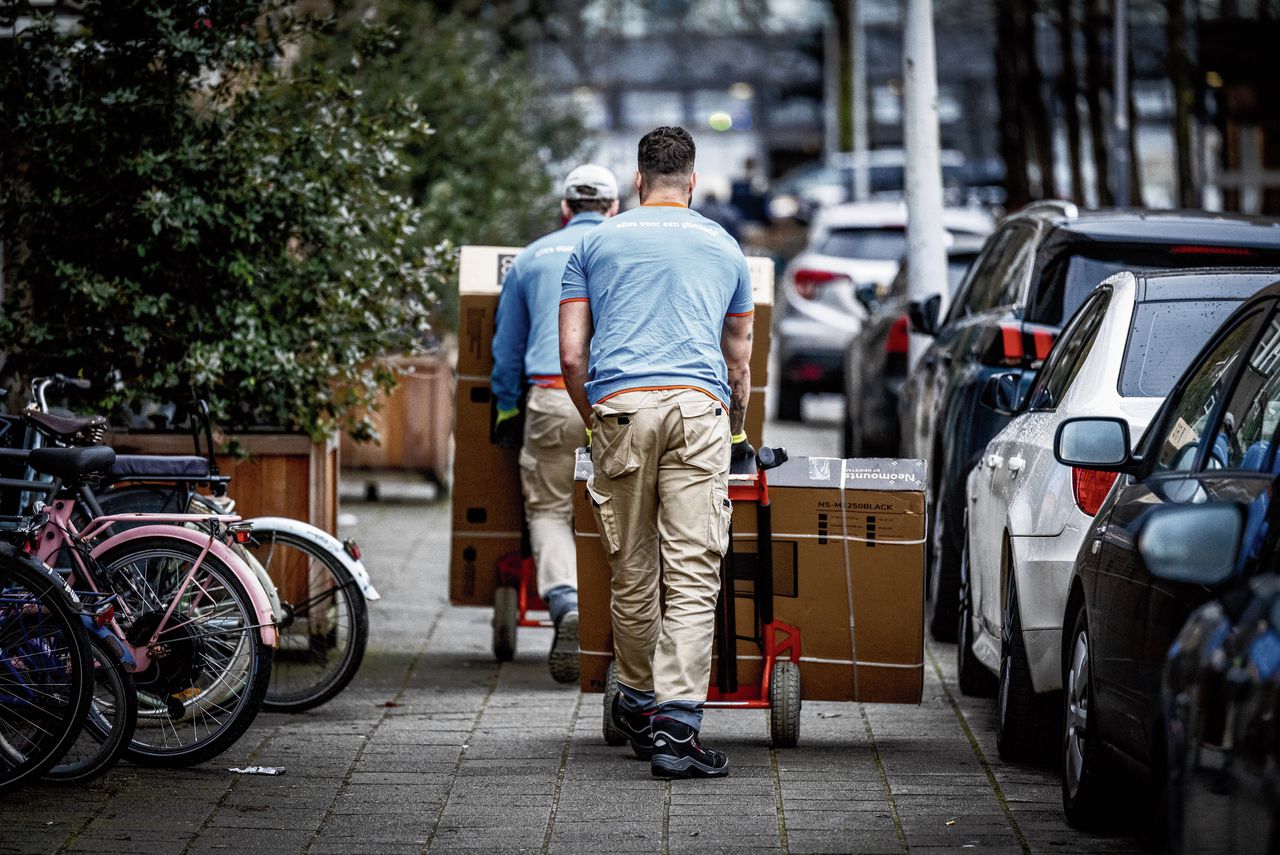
[574,453,926,705]
[450,245,775,607]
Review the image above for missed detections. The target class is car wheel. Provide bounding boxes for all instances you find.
[841,410,859,458]
[1062,605,1115,829]
[957,533,997,697]
[927,484,960,642]
[996,574,1046,761]
[777,383,803,422]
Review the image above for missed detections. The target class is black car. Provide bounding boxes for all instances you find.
[841,236,984,458]
[900,203,1280,641]
[1053,279,1280,830]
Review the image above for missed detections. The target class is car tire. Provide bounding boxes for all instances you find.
[777,383,803,422]
[996,575,1045,761]
[841,410,858,458]
[957,534,997,698]
[1061,604,1115,829]
[927,485,960,642]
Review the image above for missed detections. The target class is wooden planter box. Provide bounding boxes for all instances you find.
[339,353,452,483]
[104,430,339,535]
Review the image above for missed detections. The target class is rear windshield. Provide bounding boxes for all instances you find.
[1120,299,1243,397]
[819,228,907,261]
[1030,244,1280,326]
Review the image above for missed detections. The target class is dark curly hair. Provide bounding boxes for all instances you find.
[637,126,696,191]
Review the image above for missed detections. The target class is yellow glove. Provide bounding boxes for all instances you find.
[495,407,520,427]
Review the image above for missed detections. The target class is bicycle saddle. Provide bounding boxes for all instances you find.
[27,446,117,482]
[110,454,210,479]
[24,409,108,440]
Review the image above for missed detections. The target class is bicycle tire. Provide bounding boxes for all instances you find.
[92,536,272,767]
[45,632,137,784]
[0,546,94,794]
[246,529,368,713]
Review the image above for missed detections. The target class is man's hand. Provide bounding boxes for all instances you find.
[730,431,755,463]
[493,407,521,449]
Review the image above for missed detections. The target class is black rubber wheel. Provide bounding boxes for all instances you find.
[841,410,859,459]
[492,586,518,662]
[46,633,137,784]
[996,575,1046,762]
[769,660,802,748]
[957,535,997,698]
[1062,605,1115,829]
[94,536,273,768]
[776,384,803,422]
[927,485,960,642]
[602,661,627,746]
[0,548,94,795]
[249,529,369,713]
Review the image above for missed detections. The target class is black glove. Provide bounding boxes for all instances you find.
[731,433,755,463]
[493,407,522,450]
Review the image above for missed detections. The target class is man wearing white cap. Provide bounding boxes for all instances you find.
[491,163,620,683]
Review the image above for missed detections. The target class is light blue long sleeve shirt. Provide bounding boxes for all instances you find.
[491,212,606,411]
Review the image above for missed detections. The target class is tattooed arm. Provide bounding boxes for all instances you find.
[721,314,753,435]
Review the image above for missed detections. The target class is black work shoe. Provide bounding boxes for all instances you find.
[650,717,730,779]
[548,610,579,684]
[611,692,656,760]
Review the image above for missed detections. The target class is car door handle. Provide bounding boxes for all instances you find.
[986,454,1003,469]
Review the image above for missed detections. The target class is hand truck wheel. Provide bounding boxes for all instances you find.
[602,660,628,746]
[769,660,802,748]
[491,585,518,662]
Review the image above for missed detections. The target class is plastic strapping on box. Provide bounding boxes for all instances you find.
[457,374,489,384]
[839,458,860,701]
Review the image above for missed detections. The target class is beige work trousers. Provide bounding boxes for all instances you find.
[587,389,732,706]
[519,386,582,598]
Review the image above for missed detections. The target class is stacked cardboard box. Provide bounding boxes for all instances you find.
[449,246,775,608]
[574,453,926,704]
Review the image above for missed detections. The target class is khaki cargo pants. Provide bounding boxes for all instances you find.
[520,386,583,598]
[587,388,732,706]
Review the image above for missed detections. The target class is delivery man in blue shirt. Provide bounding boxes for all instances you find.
[560,127,754,778]
[491,164,619,683]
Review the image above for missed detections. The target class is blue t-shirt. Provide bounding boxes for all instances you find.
[561,204,753,406]
[491,212,605,411]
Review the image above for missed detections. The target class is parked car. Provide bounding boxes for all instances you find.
[1157,511,1280,855]
[774,201,993,421]
[766,150,970,222]
[1053,279,1280,829]
[900,204,1280,642]
[959,268,1280,765]
[841,235,985,457]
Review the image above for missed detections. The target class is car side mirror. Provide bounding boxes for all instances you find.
[980,372,1023,415]
[908,293,942,337]
[1137,503,1242,586]
[855,284,879,311]
[1054,417,1133,470]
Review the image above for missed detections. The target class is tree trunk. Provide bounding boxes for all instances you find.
[1084,0,1113,205]
[995,0,1033,207]
[1056,0,1085,202]
[1127,47,1143,204]
[830,0,854,152]
[1166,0,1197,207]
[1015,0,1057,199]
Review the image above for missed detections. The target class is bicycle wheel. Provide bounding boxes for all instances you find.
[45,632,137,784]
[245,529,368,713]
[0,547,93,794]
[92,536,272,767]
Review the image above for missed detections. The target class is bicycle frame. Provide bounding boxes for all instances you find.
[33,500,278,678]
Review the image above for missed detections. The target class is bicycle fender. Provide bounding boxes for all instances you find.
[245,516,381,601]
[89,524,279,647]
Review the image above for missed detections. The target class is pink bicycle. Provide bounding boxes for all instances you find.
[1,444,277,767]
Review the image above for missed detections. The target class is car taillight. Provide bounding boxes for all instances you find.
[886,315,910,355]
[1072,468,1118,516]
[792,269,845,299]
[983,323,1057,367]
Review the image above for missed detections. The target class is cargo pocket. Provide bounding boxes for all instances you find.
[678,397,729,474]
[586,476,621,556]
[708,489,732,556]
[592,405,641,479]
[520,407,561,471]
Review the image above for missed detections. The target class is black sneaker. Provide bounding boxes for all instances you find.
[548,610,579,684]
[650,717,730,779]
[611,692,656,760]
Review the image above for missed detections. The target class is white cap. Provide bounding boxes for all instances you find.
[562,164,618,201]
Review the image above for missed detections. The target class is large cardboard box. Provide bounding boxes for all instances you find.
[450,245,775,607]
[574,453,926,704]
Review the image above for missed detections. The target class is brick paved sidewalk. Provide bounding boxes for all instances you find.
[0,499,1140,855]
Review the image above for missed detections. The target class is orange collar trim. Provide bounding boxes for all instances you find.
[641,202,688,208]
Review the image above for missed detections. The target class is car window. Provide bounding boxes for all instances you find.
[1026,290,1110,410]
[818,228,906,261]
[1154,311,1266,473]
[1119,298,1245,398]
[952,223,1037,319]
[1213,313,1280,471]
